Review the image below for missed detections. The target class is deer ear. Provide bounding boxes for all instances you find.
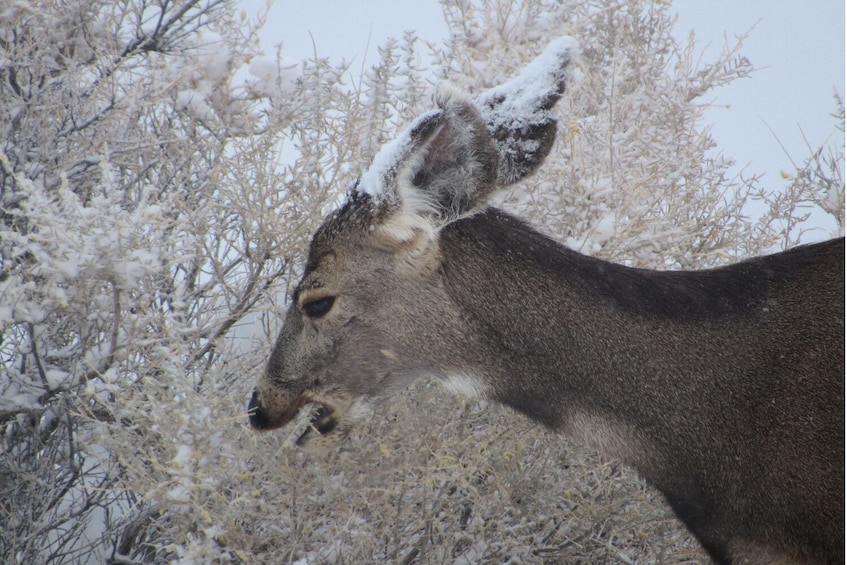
[477,36,578,185]
[358,86,500,243]
[355,36,578,245]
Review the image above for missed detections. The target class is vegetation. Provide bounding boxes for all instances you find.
[0,0,841,562]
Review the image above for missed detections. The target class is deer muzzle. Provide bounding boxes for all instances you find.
[248,387,337,440]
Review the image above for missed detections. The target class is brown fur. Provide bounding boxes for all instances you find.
[248,39,844,564]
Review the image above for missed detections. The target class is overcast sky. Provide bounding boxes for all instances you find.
[239,1,844,234]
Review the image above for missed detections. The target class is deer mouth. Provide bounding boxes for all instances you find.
[249,386,357,450]
[294,402,338,446]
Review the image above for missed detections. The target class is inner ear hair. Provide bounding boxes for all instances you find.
[372,209,436,252]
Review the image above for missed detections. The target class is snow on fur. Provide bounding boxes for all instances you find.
[351,37,579,206]
[357,109,442,199]
[476,36,578,132]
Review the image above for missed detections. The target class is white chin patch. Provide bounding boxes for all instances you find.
[441,372,487,398]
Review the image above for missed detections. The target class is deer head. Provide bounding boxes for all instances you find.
[248,38,578,450]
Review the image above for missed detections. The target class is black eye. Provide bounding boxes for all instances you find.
[301,296,335,319]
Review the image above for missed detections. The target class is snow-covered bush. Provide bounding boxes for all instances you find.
[0,0,841,563]
[0,0,295,561]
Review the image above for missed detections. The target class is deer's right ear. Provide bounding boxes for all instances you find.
[357,87,500,246]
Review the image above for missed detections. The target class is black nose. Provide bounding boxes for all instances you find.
[248,390,270,429]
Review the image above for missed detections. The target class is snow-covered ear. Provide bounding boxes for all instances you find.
[478,36,578,185]
[357,86,499,243]
[354,36,579,246]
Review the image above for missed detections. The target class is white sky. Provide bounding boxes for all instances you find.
[240,0,845,233]
[674,1,844,186]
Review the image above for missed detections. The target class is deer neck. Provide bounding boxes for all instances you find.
[438,208,743,463]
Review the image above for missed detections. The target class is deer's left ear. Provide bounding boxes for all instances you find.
[358,86,499,244]
[356,36,578,246]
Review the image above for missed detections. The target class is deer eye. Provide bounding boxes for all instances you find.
[301,296,335,319]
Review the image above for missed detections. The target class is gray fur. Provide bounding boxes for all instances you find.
[248,40,844,565]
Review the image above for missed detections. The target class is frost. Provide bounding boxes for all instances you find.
[320,187,350,217]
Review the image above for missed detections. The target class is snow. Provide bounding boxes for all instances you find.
[357,109,441,199]
[349,37,578,206]
[44,368,70,389]
[1,392,39,412]
[477,36,578,129]
[453,539,490,565]
[247,56,302,97]
[176,89,216,123]
[173,444,193,468]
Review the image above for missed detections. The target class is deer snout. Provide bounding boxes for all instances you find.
[247,385,302,431]
[247,382,355,449]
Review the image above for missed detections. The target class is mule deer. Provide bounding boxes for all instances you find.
[248,38,845,564]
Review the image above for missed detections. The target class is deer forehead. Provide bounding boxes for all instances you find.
[306,217,443,293]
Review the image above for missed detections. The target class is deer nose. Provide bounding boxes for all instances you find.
[248,390,270,429]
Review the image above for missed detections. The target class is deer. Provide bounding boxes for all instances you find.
[248,38,845,564]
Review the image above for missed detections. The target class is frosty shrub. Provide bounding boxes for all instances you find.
[752,93,845,248]
[0,0,842,563]
[0,0,307,561]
